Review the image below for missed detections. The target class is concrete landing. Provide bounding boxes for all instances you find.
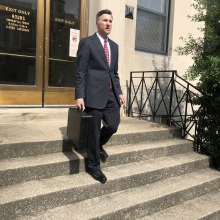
[0,108,174,145]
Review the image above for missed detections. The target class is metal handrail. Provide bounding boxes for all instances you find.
[127,70,220,168]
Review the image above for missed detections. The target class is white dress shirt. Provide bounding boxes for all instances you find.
[96,32,111,66]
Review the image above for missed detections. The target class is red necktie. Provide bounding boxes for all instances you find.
[104,40,110,66]
[104,40,112,89]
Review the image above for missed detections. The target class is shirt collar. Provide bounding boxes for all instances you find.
[96,32,109,43]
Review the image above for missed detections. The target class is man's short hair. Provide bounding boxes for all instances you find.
[96,9,112,22]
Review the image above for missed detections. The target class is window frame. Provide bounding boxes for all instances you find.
[135,0,171,55]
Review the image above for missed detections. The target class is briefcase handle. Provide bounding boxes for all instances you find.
[77,108,84,113]
[72,106,84,113]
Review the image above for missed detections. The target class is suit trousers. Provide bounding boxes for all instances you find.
[84,90,120,172]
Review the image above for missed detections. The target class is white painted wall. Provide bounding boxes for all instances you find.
[88,0,203,100]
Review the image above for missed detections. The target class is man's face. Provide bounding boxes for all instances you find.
[96,14,112,38]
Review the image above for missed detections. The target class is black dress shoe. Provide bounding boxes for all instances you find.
[88,170,107,184]
[100,147,108,159]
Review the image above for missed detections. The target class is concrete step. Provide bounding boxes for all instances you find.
[0,139,72,160]
[0,118,181,159]
[0,153,211,219]
[0,139,193,187]
[17,169,220,220]
[1,111,216,220]
[138,190,220,220]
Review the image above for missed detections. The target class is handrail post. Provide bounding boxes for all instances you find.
[139,72,144,119]
[128,72,132,117]
[168,71,175,126]
[153,71,159,122]
[199,105,206,153]
[183,83,190,138]
[195,120,198,152]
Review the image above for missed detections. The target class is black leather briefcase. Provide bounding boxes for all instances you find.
[67,107,92,149]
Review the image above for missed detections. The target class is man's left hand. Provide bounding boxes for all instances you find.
[119,94,126,106]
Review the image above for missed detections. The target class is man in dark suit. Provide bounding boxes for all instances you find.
[75,9,126,183]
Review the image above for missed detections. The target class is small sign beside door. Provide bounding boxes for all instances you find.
[69,29,80,57]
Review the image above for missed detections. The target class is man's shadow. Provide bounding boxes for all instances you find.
[59,126,88,174]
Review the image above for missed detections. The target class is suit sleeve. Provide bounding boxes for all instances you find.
[75,39,90,99]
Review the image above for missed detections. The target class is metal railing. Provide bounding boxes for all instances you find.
[127,70,220,168]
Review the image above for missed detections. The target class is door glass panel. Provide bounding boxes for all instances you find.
[0,0,37,85]
[49,0,80,87]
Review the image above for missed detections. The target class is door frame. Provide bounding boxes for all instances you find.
[0,0,89,106]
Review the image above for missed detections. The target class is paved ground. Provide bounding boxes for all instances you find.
[0,108,170,145]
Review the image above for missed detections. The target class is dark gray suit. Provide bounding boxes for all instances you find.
[75,33,122,107]
[75,33,122,171]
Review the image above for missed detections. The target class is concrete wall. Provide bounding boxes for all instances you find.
[88,0,203,98]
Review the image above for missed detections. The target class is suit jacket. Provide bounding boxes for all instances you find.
[75,33,122,109]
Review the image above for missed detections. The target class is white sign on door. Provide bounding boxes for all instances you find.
[69,29,80,57]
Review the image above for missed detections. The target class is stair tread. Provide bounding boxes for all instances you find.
[0,139,191,170]
[138,190,220,220]
[19,168,220,220]
[0,152,209,204]
[0,117,178,144]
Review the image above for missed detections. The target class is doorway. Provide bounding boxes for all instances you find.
[0,0,83,106]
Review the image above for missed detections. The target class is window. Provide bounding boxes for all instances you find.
[2,22,10,46]
[56,4,63,14]
[50,2,53,12]
[135,0,170,54]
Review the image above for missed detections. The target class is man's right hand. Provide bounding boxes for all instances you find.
[76,99,85,111]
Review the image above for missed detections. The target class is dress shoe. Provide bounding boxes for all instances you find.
[100,147,108,159]
[88,170,107,184]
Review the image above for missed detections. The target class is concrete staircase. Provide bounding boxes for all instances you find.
[0,108,220,220]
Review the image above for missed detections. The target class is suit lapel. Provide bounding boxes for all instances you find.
[109,40,115,70]
[92,34,109,68]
